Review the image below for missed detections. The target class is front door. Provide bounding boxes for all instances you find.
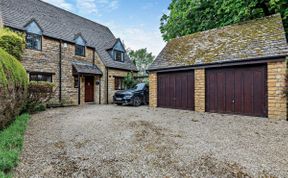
[85,77,94,102]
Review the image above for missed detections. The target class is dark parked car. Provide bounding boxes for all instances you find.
[113,83,149,106]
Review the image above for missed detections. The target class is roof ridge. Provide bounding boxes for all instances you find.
[38,0,109,30]
[170,13,282,43]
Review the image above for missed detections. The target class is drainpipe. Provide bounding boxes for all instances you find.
[106,67,109,104]
[99,79,102,104]
[59,40,62,103]
[78,74,81,105]
[93,48,96,65]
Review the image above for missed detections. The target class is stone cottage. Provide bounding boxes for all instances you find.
[148,14,288,120]
[0,0,137,105]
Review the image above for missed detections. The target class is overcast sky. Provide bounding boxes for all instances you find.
[42,0,170,56]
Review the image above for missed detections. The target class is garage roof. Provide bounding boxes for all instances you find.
[149,14,288,71]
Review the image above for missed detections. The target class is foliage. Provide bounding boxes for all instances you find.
[0,114,30,177]
[123,72,137,89]
[128,48,155,75]
[22,81,55,113]
[0,48,28,129]
[160,0,288,41]
[0,28,25,60]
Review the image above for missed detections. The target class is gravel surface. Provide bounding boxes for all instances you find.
[14,105,288,178]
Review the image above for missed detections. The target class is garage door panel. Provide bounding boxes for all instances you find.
[234,70,244,114]
[243,72,253,115]
[225,70,235,113]
[187,72,194,109]
[158,71,194,110]
[206,65,267,117]
[216,71,225,113]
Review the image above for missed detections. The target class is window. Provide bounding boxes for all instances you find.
[114,77,125,90]
[25,20,42,50]
[26,33,42,50]
[74,35,86,56]
[75,44,85,56]
[30,73,52,82]
[74,76,79,88]
[114,50,124,62]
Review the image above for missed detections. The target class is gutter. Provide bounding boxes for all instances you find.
[148,54,288,73]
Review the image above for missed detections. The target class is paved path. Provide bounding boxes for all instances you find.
[14,105,288,177]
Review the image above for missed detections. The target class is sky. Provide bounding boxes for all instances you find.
[42,0,171,56]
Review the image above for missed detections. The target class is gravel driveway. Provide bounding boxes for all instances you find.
[14,105,288,178]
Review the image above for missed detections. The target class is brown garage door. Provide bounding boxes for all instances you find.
[206,64,267,117]
[157,71,194,110]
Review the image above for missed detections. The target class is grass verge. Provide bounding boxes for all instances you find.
[0,114,30,177]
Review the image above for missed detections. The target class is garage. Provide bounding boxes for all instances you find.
[148,14,287,120]
[206,64,267,117]
[157,71,194,110]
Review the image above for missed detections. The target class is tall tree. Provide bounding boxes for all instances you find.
[160,0,288,41]
[128,48,155,75]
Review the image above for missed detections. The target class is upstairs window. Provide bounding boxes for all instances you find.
[26,33,42,50]
[75,35,86,57]
[29,72,52,82]
[114,50,124,62]
[25,21,42,50]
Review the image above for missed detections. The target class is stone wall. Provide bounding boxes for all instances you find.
[267,60,287,120]
[61,41,95,105]
[22,36,60,103]
[107,68,132,104]
[149,72,157,108]
[194,69,205,112]
[22,36,106,105]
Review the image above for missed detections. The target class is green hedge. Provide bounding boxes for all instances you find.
[0,114,30,177]
[0,47,28,129]
[0,28,25,60]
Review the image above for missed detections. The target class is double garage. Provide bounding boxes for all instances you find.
[157,64,267,117]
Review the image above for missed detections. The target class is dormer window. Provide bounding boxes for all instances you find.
[25,20,42,50]
[114,50,124,62]
[74,35,86,57]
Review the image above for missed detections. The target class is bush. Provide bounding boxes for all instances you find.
[0,114,30,177]
[123,72,137,89]
[23,81,55,113]
[0,48,28,129]
[0,28,25,60]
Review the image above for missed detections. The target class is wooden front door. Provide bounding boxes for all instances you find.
[157,70,194,110]
[85,77,94,102]
[206,64,267,117]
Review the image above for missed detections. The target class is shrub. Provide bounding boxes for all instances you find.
[0,114,30,176]
[0,28,25,60]
[0,48,28,129]
[23,81,55,113]
[123,72,137,89]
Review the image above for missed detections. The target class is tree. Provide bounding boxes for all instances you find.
[0,28,25,60]
[160,0,288,41]
[128,48,155,75]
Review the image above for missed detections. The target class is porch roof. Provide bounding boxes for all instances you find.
[72,62,102,76]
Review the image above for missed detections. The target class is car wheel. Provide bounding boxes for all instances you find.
[133,96,142,107]
[116,103,122,106]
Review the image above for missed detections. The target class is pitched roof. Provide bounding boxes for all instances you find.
[0,0,137,71]
[149,14,288,71]
[72,62,102,75]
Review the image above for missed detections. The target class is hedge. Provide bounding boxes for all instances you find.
[0,48,28,129]
[0,28,25,60]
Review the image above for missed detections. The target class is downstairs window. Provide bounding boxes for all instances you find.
[29,73,52,82]
[114,77,125,90]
